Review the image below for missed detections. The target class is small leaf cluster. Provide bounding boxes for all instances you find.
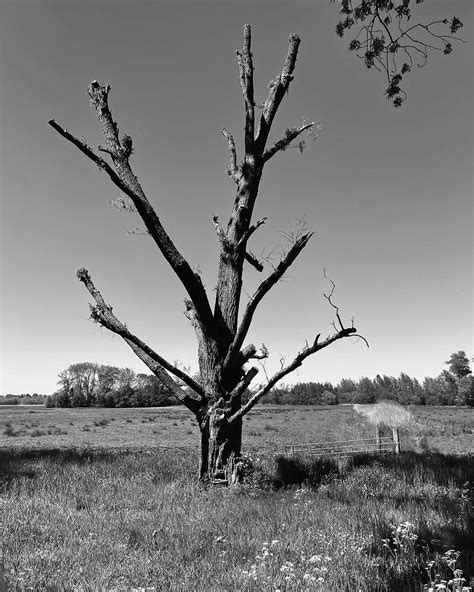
[334,0,464,107]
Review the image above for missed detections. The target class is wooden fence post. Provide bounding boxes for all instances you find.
[392,428,400,454]
[376,426,381,452]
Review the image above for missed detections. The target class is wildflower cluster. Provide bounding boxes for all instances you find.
[381,521,420,579]
[382,521,418,560]
[424,549,472,592]
[382,522,472,591]
[241,540,332,590]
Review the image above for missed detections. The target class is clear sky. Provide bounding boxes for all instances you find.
[0,0,472,396]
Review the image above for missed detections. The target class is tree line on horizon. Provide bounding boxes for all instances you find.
[245,350,473,407]
[2,351,470,409]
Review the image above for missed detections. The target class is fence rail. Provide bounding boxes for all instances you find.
[285,435,395,458]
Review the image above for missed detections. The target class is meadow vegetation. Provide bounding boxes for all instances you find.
[1,405,473,591]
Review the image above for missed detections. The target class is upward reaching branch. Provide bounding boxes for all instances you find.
[49,83,215,330]
[228,325,357,422]
[236,24,255,155]
[224,232,313,371]
[255,33,301,154]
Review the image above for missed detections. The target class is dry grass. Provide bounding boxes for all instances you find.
[353,401,418,429]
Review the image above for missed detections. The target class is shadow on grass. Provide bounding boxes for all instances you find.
[0,446,197,488]
[0,448,117,484]
[350,450,473,487]
[274,450,473,489]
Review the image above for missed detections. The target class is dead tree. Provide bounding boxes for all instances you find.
[49,26,359,482]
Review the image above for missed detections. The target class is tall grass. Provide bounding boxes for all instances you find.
[1,448,472,591]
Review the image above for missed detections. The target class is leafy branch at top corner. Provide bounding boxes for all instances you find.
[333,0,465,107]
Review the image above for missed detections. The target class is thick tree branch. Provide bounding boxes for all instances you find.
[235,24,255,154]
[230,343,268,372]
[228,327,357,422]
[240,344,257,364]
[123,339,201,414]
[255,33,301,154]
[224,232,313,371]
[244,251,264,272]
[49,83,215,331]
[229,366,259,403]
[76,268,205,406]
[263,122,315,163]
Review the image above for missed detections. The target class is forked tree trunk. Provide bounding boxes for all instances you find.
[51,25,359,486]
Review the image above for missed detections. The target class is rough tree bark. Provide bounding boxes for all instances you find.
[50,26,359,483]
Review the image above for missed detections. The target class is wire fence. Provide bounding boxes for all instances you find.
[284,435,396,458]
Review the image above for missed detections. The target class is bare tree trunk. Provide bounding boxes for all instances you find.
[50,25,362,485]
[199,399,243,482]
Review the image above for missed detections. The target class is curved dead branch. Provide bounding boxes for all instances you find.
[255,32,301,153]
[228,326,357,422]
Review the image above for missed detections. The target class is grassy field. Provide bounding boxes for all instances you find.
[1,404,473,591]
[1,404,473,455]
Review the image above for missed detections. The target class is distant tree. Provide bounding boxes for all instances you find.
[47,389,71,408]
[289,382,326,405]
[333,0,465,106]
[114,384,136,408]
[337,378,357,394]
[321,390,338,405]
[396,373,424,405]
[57,362,101,406]
[50,363,184,408]
[446,351,472,380]
[423,371,457,406]
[456,375,474,407]
[373,374,397,401]
[261,387,286,405]
[70,383,87,407]
[336,378,358,402]
[355,377,378,403]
